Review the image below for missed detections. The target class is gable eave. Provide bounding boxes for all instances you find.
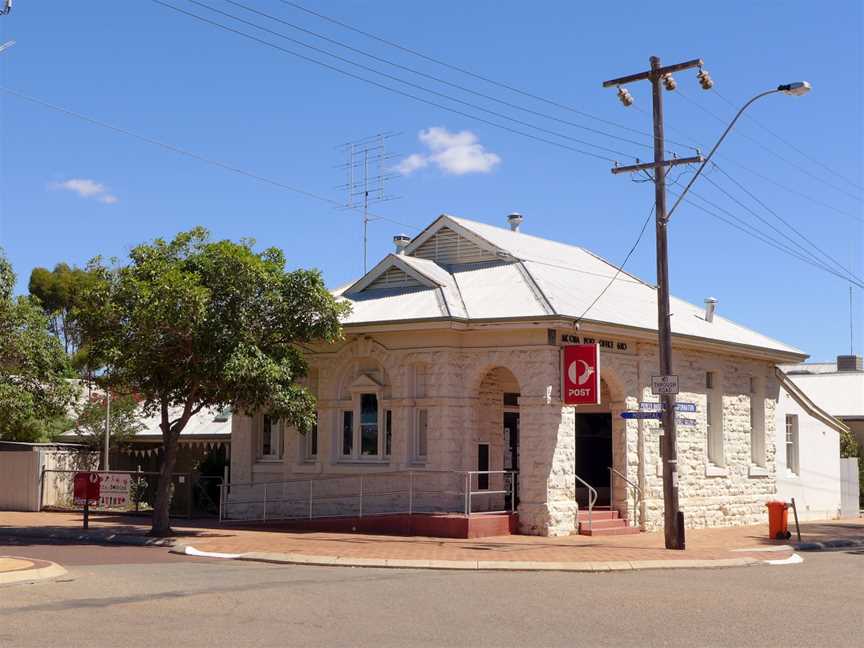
[345,254,445,294]
[402,213,515,262]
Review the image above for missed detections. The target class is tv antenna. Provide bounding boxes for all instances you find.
[336,132,401,272]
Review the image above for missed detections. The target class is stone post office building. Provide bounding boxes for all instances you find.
[229,213,814,536]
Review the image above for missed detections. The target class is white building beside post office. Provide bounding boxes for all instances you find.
[228,213,847,536]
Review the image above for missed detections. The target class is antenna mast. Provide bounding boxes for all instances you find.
[336,132,400,272]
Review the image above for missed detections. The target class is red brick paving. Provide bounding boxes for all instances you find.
[3,511,861,564]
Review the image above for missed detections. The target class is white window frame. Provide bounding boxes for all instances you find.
[705,370,725,469]
[339,385,388,462]
[785,414,799,476]
[749,376,766,468]
[257,414,283,462]
[411,408,428,463]
[303,413,318,461]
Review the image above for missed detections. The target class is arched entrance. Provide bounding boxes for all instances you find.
[475,366,521,512]
[573,379,613,506]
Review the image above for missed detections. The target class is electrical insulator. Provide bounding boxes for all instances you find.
[662,73,677,91]
[697,68,714,90]
[617,86,634,107]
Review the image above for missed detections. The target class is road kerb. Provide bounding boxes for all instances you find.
[0,557,67,585]
[177,545,765,572]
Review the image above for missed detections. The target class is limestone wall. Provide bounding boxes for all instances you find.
[229,327,785,535]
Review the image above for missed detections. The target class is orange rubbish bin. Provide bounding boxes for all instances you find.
[766,500,791,540]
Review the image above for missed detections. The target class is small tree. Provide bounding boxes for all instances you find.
[72,392,144,466]
[0,250,76,441]
[77,228,348,535]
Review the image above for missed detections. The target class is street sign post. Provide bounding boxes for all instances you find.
[651,375,679,395]
[73,472,100,529]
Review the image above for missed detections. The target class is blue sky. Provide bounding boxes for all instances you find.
[1,1,861,361]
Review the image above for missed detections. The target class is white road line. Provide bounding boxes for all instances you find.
[182,546,242,559]
[765,553,803,566]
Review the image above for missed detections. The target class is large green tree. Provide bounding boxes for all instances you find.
[29,262,100,372]
[0,250,76,441]
[77,228,348,535]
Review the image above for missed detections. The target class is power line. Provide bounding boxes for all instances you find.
[575,203,655,323]
[156,0,635,163]
[671,185,864,288]
[700,172,863,283]
[277,0,700,150]
[711,87,864,193]
[654,92,863,224]
[225,0,673,156]
[708,162,863,285]
[0,86,421,232]
[674,87,862,202]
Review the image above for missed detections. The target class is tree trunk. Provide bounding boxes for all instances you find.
[151,422,181,536]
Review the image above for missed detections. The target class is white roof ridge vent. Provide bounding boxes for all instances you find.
[393,234,411,255]
[704,297,718,323]
[507,212,524,232]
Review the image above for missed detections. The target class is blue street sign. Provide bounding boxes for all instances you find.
[639,402,697,413]
[621,411,662,420]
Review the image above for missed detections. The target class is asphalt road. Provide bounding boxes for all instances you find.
[1,537,861,648]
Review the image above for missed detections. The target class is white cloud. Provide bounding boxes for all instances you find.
[395,153,429,175]
[397,127,501,176]
[51,178,119,204]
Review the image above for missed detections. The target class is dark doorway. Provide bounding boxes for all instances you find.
[574,413,612,506]
[503,411,519,509]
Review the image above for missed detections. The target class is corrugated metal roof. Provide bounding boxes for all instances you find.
[336,214,805,357]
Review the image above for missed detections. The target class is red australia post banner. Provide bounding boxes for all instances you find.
[562,344,601,405]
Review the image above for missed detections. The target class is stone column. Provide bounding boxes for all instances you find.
[517,399,575,536]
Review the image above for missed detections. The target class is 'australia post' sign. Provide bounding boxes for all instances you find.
[562,343,601,405]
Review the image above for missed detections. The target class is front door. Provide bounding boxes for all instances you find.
[574,413,612,506]
[503,411,519,509]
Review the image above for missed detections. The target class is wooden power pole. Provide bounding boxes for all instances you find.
[603,56,704,550]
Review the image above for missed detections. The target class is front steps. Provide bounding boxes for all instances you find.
[575,509,640,536]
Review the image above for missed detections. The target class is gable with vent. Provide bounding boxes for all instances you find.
[365,266,425,291]
[411,226,498,265]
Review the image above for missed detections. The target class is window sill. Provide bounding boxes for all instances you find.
[255,458,283,464]
[748,464,769,478]
[336,458,391,465]
[408,459,427,466]
[705,463,728,477]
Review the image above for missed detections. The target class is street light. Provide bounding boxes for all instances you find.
[666,81,812,220]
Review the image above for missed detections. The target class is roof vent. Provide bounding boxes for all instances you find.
[393,234,411,255]
[507,212,524,232]
[704,297,718,323]
[837,354,863,372]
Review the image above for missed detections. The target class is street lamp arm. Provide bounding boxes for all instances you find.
[665,88,780,221]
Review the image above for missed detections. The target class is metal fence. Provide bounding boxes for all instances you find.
[40,469,223,518]
[220,470,516,523]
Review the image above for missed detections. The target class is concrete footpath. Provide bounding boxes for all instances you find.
[2,511,862,573]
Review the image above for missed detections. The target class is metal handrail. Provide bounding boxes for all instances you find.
[220,469,517,523]
[574,473,597,533]
[609,466,642,529]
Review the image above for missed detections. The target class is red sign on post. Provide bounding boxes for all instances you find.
[562,344,601,405]
[73,472,100,505]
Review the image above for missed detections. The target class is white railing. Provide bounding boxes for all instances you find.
[219,470,517,523]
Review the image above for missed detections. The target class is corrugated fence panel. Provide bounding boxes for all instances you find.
[0,452,41,511]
